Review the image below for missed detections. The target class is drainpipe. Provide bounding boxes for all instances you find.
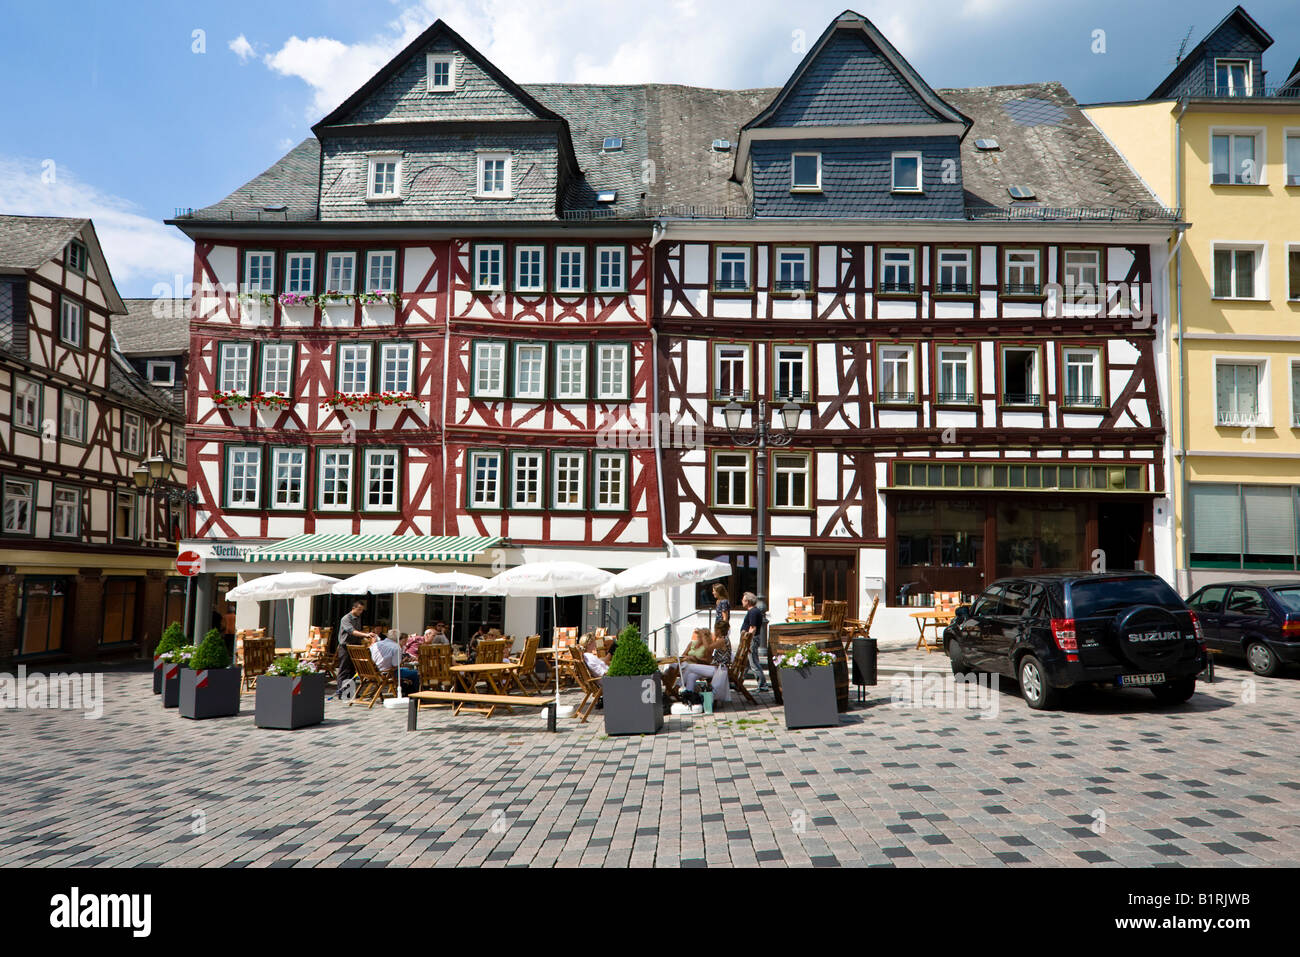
[649,220,677,655]
[1174,101,1190,593]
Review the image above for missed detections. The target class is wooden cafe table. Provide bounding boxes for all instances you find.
[449,663,517,716]
[910,609,955,653]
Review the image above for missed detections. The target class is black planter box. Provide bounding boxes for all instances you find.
[255,673,326,729]
[161,663,182,708]
[780,665,839,729]
[603,673,663,736]
[152,656,165,694]
[178,666,242,720]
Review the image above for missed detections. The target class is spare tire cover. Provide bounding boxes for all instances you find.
[1113,605,1186,670]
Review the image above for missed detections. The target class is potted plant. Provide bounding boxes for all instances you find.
[255,656,326,730]
[152,621,186,695]
[602,625,663,736]
[776,642,839,729]
[160,644,195,708]
[178,628,243,720]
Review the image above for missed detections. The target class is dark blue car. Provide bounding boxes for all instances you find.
[1185,581,1300,677]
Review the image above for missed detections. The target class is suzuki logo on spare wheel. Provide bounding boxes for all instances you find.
[176,551,203,577]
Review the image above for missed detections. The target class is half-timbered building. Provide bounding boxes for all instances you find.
[0,216,188,664]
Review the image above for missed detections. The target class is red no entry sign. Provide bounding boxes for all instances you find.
[176,551,203,577]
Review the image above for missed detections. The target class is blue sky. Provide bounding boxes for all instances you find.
[2,0,1298,296]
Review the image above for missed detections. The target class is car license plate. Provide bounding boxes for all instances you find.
[1118,673,1165,687]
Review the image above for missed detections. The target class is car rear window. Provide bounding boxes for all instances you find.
[1068,577,1186,618]
[1273,587,1300,614]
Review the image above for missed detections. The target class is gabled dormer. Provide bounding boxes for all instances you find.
[734,10,971,220]
[311,19,581,221]
[1149,5,1273,99]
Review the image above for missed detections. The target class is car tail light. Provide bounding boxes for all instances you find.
[1051,618,1078,652]
[1282,617,1300,639]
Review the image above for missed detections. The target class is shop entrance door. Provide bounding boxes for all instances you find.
[807,552,857,617]
[1097,501,1144,571]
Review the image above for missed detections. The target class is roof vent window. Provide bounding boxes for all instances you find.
[712,139,732,152]
[596,190,618,204]
[975,138,1000,151]
[1008,186,1036,201]
[602,137,623,152]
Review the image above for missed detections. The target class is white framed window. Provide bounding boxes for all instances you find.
[115,490,137,542]
[66,240,88,274]
[879,249,915,293]
[773,345,809,401]
[325,252,356,294]
[593,452,627,511]
[363,449,399,511]
[121,411,142,456]
[891,152,922,193]
[217,342,253,393]
[61,393,86,443]
[552,452,585,510]
[713,452,750,508]
[472,342,506,398]
[380,342,414,393]
[937,346,974,404]
[1002,347,1041,405]
[1004,249,1042,295]
[365,251,397,294]
[713,343,750,400]
[317,449,354,511]
[1214,59,1252,97]
[426,53,456,92]
[1291,360,1300,429]
[260,343,294,395]
[477,151,512,198]
[1290,245,1300,301]
[146,360,175,386]
[13,376,40,431]
[555,246,585,293]
[1212,243,1267,300]
[1287,133,1300,187]
[773,453,810,509]
[1215,358,1267,427]
[226,446,262,508]
[1063,348,1103,408]
[936,249,973,294]
[791,152,822,191]
[468,451,503,509]
[270,447,307,509]
[774,248,811,292]
[877,345,915,404]
[337,342,372,395]
[554,343,589,400]
[714,247,750,292]
[510,451,545,509]
[513,343,547,400]
[285,252,315,293]
[595,343,630,400]
[595,246,626,293]
[59,299,83,348]
[1063,249,1102,305]
[515,246,545,292]
[473,244,504,292]
[244,251,274,292]
[2,479,34,534]
[52,486,80,538]
[1211,130,1262,185]
[366,153,402,200]
[171,429,185,465]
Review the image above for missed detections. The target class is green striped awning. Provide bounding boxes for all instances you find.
[248,533,502,565]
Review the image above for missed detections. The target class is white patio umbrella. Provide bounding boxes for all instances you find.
[225,572,340,650]
[595,557,732,655]
[332,566,449,706]
[480,561,615,717]
[415,571,491,647]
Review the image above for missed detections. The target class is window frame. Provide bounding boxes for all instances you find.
[335,341,374,396]
[594,245,628,294]
[512,342,548,400]
[216,341,254,394]
[171,428,185,466]
[1060,345,1106,410]
[771,451,812,511]
[59,391,87,445]
[58,296,84,350]
[51,484,81,539]
[243,250,275,293]
[366,152,403,201]
[1060,248,1103,307]
[1214,58,1253,97]
[1214,356,1269,428]
[121,410,143,457]
[1002,247,1044,299]
[378,341,415,395]
[12,375,42,434]
[364,250,398,294]
[1211,242,1268,301]
[472,243,506,293]
[471,341,508,399]
[284,251,316,294]
[790,152,823,192]
[1289,243,1300,302]
[550,450,587,511]
[258,341,295,396]
[1210,128,1265,186]
[934,343,977,406]
[146,360,176,387]
[1,477,35,536]
[713,246,753,295]
[1286,130,1300,188]
[66,240,89,275]
[324,251,357,295]
[513,244,546,294]
[711,449,753,510]
[933,247,976,298]
[476,151,513,199]
[1290,359,1300,430]
[771,343,812,402]
[223,444,263,510]
[711,341,752,402]
[316,446,355,512]
[999,343,1045,408]
[771,246,812,295]
[594,342,631,401]
[891,151,923,194]
[554,245,587,294]
[553,342,590,401]
[426,53,457,92]
[466,449,504,510]
[876,342,917,406]
[508,449,547,511]
[114,490,137,543]
[877,246,918,297]
[592,450,630,513]
[269,445,309,511]
[361,447,401,514]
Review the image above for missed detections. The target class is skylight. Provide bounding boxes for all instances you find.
[712,139,732,152]
[596,190,618,203]
[975,138,1000,151]
[1008,185,1037,201]
[602,137,623,152]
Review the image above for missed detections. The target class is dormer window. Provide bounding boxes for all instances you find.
[67,240,88,274]
[426,54,456,92]
[791,152,822,192]
[1214,59,1251,97]
[367,153,402,200]
[891,153,922,193]
[477,152,512,198]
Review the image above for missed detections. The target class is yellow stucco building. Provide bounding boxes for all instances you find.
[1086,5,1300,592]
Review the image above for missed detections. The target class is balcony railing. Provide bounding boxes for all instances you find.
[772,280,812,293]
[1004,283,1042,296]
[878,281,915,294]
[713,278,751,292]
[936,282,973,295]
[937,392,976,404]
[714,389,751,402]
[1190,84,1300,100]
[878,391,917,404]
[1217,410,1262,427]
[1064,394,1105,408]
[773,390,811,403]
[1003,393,1040,406]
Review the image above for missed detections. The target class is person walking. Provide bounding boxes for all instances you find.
[738,591,768,692]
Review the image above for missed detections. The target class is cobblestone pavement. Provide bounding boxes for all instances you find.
[1,647,1297,867]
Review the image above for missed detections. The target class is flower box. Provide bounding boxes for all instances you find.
[255,673,326,729]
[779,665,838,729]
[160,661,183,707]
[603,673,663,736]
[178,666,243,720]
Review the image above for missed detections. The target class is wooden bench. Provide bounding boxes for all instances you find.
[405,691,557,730]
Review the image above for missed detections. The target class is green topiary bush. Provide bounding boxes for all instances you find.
[608,633,657,677]
[155,621,186,657]
[189,628,232,670]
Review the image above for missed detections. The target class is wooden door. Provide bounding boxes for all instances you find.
[806,552,857,618]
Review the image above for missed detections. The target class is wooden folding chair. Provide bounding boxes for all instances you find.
[502,634,541,695]
[301,626,336,680]
[416,644,455,708]
[788,596,817,621]
[476,639,507,664]
[821,599,848,636]
[566,646,602,724]
[347,644,396,709]
[727,630,756,705]
[844,596,880,641]
[242,637,275,692]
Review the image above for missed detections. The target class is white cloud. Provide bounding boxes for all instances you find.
[0,155,193,298]
[229,34,256,63]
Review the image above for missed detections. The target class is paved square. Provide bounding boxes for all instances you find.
[1,648,1297,867]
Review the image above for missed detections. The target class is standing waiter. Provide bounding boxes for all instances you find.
[335,600,377,690]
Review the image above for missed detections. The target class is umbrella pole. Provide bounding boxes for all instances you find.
[554,594,560,713]
[394,589,403,700]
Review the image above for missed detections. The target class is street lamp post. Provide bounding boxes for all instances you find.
[133,451,199,544]
[721,397,804,612]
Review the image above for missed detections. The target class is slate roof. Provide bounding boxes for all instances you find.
[189,138,321,223]
[108,349,181,419]
[0,215,89,271]
[116,299,190,355]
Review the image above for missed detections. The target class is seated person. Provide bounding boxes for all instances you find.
[404,630,430,658]
[430,622,451,644]
[677,623,731,705]
[370,632,417,695]
[661,627,712,699]
[582,636,611,677]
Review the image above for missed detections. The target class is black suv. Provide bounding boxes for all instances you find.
[942,572,1205,710]
[1185,581,1300,677]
